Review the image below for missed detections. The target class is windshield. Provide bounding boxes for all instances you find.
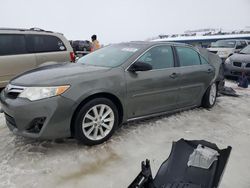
[77,44,141,67]
[211,40,236,48]
[240,45,250,54]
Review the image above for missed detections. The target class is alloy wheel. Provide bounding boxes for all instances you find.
[209,83,217,105]
[82,104,115,141]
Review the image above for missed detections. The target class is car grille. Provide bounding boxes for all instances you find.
[231,71,250,76]
[233,62,242,67]
[4,85,25,99]
[4,113,17,127]
[27,117,46,133]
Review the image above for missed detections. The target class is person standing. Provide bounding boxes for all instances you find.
[238,72,249,88]
[91,34,100,51]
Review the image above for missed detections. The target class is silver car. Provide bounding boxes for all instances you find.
[224,45,250,79]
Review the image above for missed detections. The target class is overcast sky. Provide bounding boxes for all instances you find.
[0,0,250,44]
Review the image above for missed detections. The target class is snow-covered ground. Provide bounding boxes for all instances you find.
[0,81,250,188]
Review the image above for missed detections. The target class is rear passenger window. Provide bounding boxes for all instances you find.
[27,35,66,53]
[200,56,208,64]
[138,45,174,70]
[0,34,26,56]
[176,47,201,66]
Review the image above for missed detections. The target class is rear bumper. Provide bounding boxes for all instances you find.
[0,91,76,139]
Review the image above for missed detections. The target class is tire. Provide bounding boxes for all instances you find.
[202,82,217,109]
[74,98,119,146]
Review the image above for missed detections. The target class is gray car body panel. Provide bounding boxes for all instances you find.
[0,92,75,139]
[0,42,217,139]
[197,47,223,82]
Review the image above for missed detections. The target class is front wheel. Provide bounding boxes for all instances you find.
[74,98,119,146]
[202,83,217,108]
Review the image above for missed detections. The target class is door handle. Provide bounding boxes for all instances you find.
[207,69,213,73]
[169,72,178,79]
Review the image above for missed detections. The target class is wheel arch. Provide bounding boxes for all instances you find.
[70,92,124,137]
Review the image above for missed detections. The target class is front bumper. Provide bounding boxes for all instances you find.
[224,64,250,78]
[0,91,76,139]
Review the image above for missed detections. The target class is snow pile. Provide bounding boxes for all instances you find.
[0,81,250,188]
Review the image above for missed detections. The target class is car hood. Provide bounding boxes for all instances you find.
[207,47,234,52]
[10,62,111,86]
[229,53,250,63]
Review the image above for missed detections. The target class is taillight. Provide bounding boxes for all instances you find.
[70,52,75,62]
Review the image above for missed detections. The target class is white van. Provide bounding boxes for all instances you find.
[207,39,248,61]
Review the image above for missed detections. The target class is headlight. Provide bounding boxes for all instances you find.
[217,51,229,56]
[19,85,70,101]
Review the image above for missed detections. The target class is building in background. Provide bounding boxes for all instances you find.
[152,27,250,48]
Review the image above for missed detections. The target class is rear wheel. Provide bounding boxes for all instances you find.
[202,83,217,108]
[74,98,119,145]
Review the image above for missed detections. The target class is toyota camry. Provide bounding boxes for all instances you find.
[0,42,219,145]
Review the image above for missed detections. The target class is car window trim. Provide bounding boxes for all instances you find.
[172,46,180,67]
[199,55,209,65]
[125,44,176,72]
[171,45,179,67]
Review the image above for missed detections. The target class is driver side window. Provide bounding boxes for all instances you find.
[137,45,174,70]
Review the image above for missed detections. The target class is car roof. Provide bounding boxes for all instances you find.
[123,41,193,48]
[0,27,63,35]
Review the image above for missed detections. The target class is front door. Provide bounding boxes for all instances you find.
[125,45,180,118]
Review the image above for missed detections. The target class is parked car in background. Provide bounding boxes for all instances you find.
[0,42,219,146]
[0,28,75,88]
[224,45,250,79]
[70,40,91,57]
[207,39,248,61]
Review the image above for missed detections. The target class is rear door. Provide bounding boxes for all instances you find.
[125,45,180,118]
[27,35,70,66]
[174,46,214,108]
[0,34,36,87]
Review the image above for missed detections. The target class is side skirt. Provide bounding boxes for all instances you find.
[126,105,198,122]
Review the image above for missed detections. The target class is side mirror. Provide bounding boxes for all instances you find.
[128,61,152,72]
